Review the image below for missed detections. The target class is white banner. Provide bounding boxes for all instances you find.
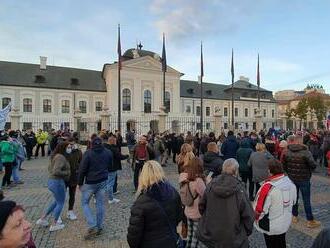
[0,102,12,130]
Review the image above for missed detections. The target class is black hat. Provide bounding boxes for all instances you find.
[0,201,17,233]
[92,137,102,147]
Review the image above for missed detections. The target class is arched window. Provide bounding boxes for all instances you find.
[165,91,170,113]
[144,90,152,113]
[2,97,11,109]
[122,88,131,111]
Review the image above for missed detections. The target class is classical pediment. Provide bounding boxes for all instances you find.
[122,56,181,75]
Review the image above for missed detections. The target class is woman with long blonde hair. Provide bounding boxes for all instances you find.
[127,160,183,248]
[176,143,195,173]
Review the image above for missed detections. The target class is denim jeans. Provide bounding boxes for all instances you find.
[12,161,21,183]
[108,171,117,201]
[45,179,66,221]
[81,181,107,229]
[292,180,314,221]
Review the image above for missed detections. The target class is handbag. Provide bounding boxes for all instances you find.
[152,198,184,248]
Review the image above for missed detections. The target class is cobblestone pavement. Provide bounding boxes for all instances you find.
[2,153,330,248]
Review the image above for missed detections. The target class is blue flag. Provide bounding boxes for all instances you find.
[0,102,11,130]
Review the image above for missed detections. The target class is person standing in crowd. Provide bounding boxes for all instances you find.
[322,131,330,169]
[34,129,48,158]
[0,201,35,248]
[185,131,194,146]
[104,135,129,204]
[176,143,195,174]
[86,133,97,150]
[78,137,113,239]
[265,135,277,156]
[16,130,26,170]
[153,135,165,164]
[237,139,254,201]
[254,159,297,248]
[197,158,254,248]
[203,142,224,178]
[64,137,82,221]
[179,158,206,248]
[221,130,240,160]
[126,129,136,163]
[0,134,18,189]
[308,130,321,164]
[193,133,201,156]
[278,140,288,162]
[115,130,123,148]
[282,135,321,228]
[127,161,183,248]
[132,136,154,191]
[36,142,71,232]
[248,143,273,193]
[23,129,36,160]
[8,131,25,185]
[47,129,55,156]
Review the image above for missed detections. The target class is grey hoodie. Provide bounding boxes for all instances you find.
[197,174,254,248]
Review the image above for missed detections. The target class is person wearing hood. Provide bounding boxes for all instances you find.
[203,142,224,178]
[221,131,239,160]
[8,131,25,185]
[78,137,113,240]
[197,158,254,248]
[127,160,183,248]
[282,135,321,228]
[236,139,254,201]
[0,134,18,188]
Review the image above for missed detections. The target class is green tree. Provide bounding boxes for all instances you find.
[307,95,327,122]
[295,98,308,121]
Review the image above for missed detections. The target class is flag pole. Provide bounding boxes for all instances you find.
[200,41,204,134]
[231,49,235,129]
[162,33,167,110]
[257,54,260,109]
[117,24,122,132]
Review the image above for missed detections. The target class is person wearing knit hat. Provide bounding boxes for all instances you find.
[0,201,33,248]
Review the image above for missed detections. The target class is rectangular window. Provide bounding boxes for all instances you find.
[245,122,249,129]
[254,108,257,115]
[263,109,267,117]
[95,101,103,112]
[2,97,11,109]
[80,122,87,132]
[63,122,70,130]
[23,122,32,130]
[263,123,267,129]
[4,122,11,130]
[43,122,52,131]
[43,99,52,113]
[234,108,238,117]
[224,107,228,117]
[196,122,202,130]
[235,122,238,129]
[245,108,249,117]
[23,98,32,112]
[272,122,275,128]
[61,100,70,113]
[206,107,210,116]
[224,122,228,129]
[272,109,275,118]
[79,101,87,113]
[185,105,191,113]
[253,122,256,130]
[196,106,201,116]
[206,122,210,129]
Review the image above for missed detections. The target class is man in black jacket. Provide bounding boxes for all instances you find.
[203,142,224,178]
[104,135,129,204]
[78,137,113,240]
[282,135,320,228]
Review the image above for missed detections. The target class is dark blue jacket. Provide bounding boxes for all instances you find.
[78,145,113,185]
[221,135,239,160]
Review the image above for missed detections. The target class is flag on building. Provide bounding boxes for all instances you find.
[0,102,12,131]
[162,33,167,72]
[117,24,122,70]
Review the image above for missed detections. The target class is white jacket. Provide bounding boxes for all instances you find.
[254,174,297,235]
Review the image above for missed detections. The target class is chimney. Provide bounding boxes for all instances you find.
[239,76,249,82]
[40,56,47,70]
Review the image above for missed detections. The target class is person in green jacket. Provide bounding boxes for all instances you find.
[236,139,254,201]
[0,134,18,188]
[35,129,48,158]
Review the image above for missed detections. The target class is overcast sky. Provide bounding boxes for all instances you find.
[0,0,329,93]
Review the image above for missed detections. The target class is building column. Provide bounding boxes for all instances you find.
[100,107,111,130]
[282,117,287,130]
[158,107,168,133]
[255,109,263,132]
[73,110,82,132]
[296,118,301,131]
[213,113,222,137]
[9,107,21,130]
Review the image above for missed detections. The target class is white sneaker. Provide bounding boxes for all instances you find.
[113,191,120,195]
[49,223,65,232]
[67,211,77,220]
[108,198,120,204]
[57,217,63,224]
[36,218,49,227]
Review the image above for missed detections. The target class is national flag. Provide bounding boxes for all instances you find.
[231,49,234,85]
[0,102,12,131]
[201,42,204,77]
[162,33,167,72]
[257,54,260,87]
[117,24,122,70]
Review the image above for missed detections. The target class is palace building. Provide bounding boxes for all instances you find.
[0,48,277,136]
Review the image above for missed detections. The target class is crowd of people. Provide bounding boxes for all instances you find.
[0,126,330,247]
